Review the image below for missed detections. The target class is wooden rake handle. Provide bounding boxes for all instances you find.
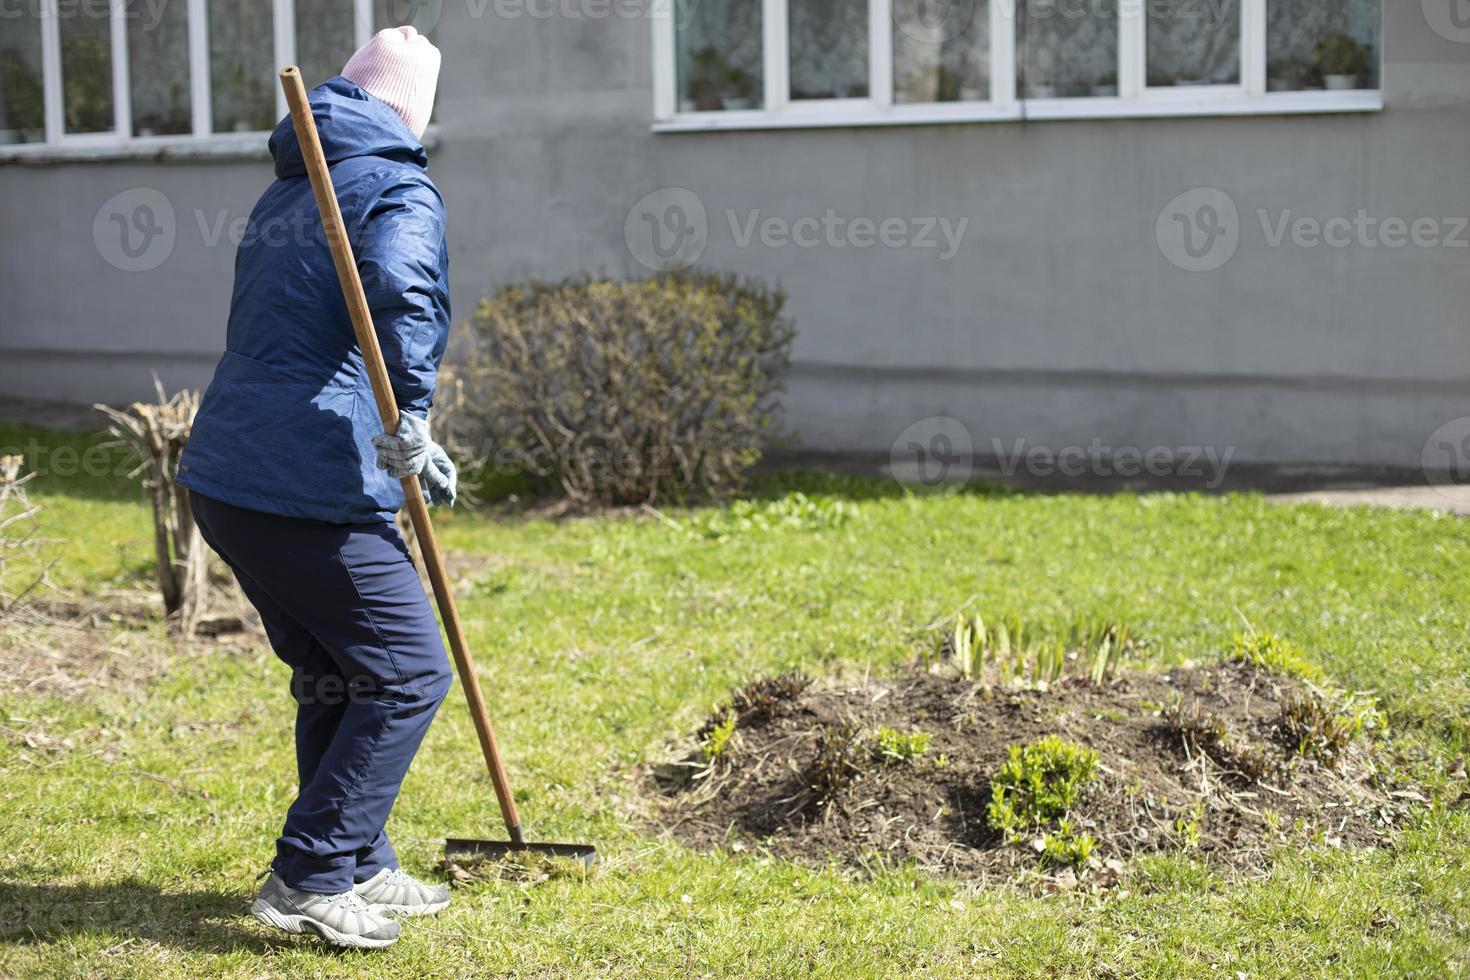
[279,66,524,844]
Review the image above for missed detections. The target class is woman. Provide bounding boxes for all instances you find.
[179,26,455,950]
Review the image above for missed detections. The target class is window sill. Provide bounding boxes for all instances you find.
[0,126,441,165]
[651,89,1384,133]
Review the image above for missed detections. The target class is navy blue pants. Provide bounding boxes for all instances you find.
[190,492,452,894]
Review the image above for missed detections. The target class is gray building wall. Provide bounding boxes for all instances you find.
[1,2,1467,469]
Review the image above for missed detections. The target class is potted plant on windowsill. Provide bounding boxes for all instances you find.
[723,66,755,110]
[1267,57,1310,91]
[933,65,962,102]
[1,55,43,143]
[688,46,730,111]
[1092,70,1117,97]
[1315,31,1371,90]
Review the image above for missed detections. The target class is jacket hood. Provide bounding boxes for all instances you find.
[269,76,428,179]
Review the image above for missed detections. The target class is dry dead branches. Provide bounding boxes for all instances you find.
[0,453,51,616]
[95,380,208,635]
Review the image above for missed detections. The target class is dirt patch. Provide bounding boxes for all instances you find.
[652,661,1420,884]
[0,592,258,699]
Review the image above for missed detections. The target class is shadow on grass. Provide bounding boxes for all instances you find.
[747,469,1016,503]
[0,878,331,956]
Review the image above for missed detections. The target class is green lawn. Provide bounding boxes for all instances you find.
[1,424,1467,977]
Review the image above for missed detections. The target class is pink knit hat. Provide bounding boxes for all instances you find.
[341,26,441,140]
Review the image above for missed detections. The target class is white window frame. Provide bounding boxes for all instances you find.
[3,0,374,158]
[652,0,1383,132]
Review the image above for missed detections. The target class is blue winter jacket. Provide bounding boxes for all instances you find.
[178,77,450,525]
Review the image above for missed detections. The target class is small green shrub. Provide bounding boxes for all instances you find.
[874,726,932,761]
[1231,631,1324,683]
[987,736,1099,837]
[446,273,795,505]
[1042,820,1096,869]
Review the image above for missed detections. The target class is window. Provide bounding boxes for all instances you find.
[1266,0,1379,92]
[893,0,989,104]
[127,0,191,136]
[1017,0,1115,100]
[676,0,762,111]
[653,0,1382,129]
[0,6,45,144]
[789,0,869,100]
[0,0,426,152]
[1146,0,1240,89]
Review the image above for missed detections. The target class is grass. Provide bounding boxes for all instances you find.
[1,424,1469,976]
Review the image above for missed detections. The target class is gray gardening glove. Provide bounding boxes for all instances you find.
[371,413,457,507]
[420,443,457,507]
[371,412,431,478]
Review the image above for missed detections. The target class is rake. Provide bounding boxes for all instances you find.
[278,66,596,868]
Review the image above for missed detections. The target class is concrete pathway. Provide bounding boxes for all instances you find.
[1269,485,1470,516]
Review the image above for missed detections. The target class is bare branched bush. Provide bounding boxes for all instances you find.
[95,381,209,635]
[444,273,795,505]
[0,454,51,617]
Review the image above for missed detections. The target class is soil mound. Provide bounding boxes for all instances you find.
[654,661,1417,883]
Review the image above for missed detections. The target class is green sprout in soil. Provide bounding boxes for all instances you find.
[1164,701,1272,783]
[1042,819,1097,869]
[703,712,737,762]
[874,726,932,761]
[1071,619,1132,686]
[987,735,1100,839]
[1174,801,1205,850]
[1278,686,1383,767]
[1231,630,1324,683]
[945,614,1134,690]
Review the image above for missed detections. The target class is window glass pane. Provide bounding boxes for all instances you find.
[210,0,275,132]
[127,0,190,135]
[298,0,358,88]
[677,0,762,111]
[61,0,115,133]
[892,0,985,103]
[790,0,868,100]
[1146,0,1239,87]
[0,5,45,144]
[1018,0,1117,99]
[1267,0,1378,91]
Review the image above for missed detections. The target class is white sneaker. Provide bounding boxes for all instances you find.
[250,872,401,949]
[354,867,451,917]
